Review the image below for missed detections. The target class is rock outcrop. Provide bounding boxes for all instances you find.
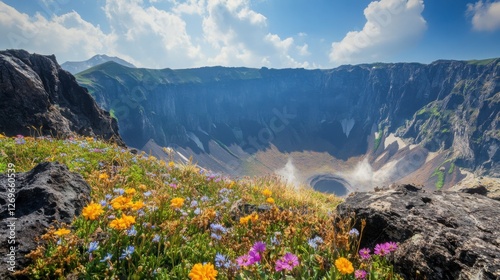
[337,185,500,280]
[0,162,91,279]
[0,49,124,145]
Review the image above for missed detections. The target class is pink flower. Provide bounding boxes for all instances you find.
[385,241,398,252]
[355,269,367,279]
[359,248,371,260]
[374,243,390,256]
[275,253,299,272]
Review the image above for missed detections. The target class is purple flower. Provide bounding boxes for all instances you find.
[275,253,299,272]
[252,241,266,253]
[210,223,227,234]
[359,248,371,260]
[385,241,398,252]
[307,236,323,250]
[120,246,134,259]
[248,249,261,264]
[211,233,222,240]
[374,243,390,256]
[169,183,178,189]
[355,269,368,279]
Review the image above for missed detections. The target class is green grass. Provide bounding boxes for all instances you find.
[466,58,497,66]
[0,134,402,279]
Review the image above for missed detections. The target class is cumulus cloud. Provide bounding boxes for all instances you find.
[0,0,312,68]
[467,1,500,31]
[0,2,113,63]
[329,0,427,65]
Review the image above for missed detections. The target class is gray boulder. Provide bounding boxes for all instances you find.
[337,184,500,280]
[0,162,91,279]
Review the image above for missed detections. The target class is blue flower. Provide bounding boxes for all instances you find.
[215,252,231,269]
[127,226,137,236]
[105,194,112,200]
[200,196,210,202]
[87,241,99,253]
[113,188,124,195]
[120,246,135,259]
[100,200,107,207]
[349,228,360,236]
[211,233,222,240]
[210,223,227,234]
[190,200,198,208]
[100,253,112,262]
[152,234,161,243]
[307,236,324,250]
[144,191,152,197]
[194,208,201,215]
[271,236,280,246]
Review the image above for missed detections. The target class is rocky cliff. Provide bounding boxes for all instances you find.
[76,59,499,190]
[0,50,123,145]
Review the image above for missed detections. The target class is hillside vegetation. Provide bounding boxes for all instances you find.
[0,134,401,279]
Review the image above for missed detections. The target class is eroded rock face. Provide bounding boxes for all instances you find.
[0,162,91,279]
[0,49,123,145]
[337,184,500,280]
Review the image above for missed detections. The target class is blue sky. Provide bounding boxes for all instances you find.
[0,0,499,69]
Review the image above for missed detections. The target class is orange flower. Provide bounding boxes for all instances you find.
[262,189,272,197]
[111,196,132,210]
[335,257,354,275]
[188,263,218,280]
[125,188,136,196]
[131,201,145,211]
[82,202,104,220]
[239,213,259,225]
[109,214,136,230]
[54,228,70,236]
[170,198,184,209]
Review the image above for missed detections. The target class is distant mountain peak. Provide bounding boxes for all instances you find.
[61,54,135,74]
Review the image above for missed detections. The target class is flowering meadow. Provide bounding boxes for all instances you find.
[0,134,402,279]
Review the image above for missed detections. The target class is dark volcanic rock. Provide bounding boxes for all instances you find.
[0,162,91,279]
[337,184,500,280]
[0,49,123,145]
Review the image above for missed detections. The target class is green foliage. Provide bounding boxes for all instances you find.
[0,134,402,279]
[374,128,383,151]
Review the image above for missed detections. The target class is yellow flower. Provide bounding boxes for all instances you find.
[188,263,218,280]
[170,197,185,209]
[111,196,133,210]
[138,184,147,191]
[109,214,136,230]
[168,161,175,168]
[85,137,94,142]
[239,213,259,225]
[0,134,6,139]
[266,197,275,204]
[54,228,71,236]
[262,189,272,197]
[335,257,354,275]
[125,188,136,196]
[98,173,109,180]
[131,201,145,211]
[82,202,104,220]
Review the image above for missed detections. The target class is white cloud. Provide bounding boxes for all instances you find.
[0,2,113,63]
[467,1,500,31]
[0,0,312,68]
[329,0,427,65]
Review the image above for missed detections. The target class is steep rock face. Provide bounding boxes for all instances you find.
[76,59,499,177]
[0,49,123,145]
[0,162,91,279]
[337,185,500,280]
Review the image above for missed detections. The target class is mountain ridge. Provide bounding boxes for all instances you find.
[76,57,499,192]
[61,54,135,74]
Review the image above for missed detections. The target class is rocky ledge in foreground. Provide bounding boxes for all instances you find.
[0,49,123,145]
[337,184,500,280]
[0,162,91,279]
